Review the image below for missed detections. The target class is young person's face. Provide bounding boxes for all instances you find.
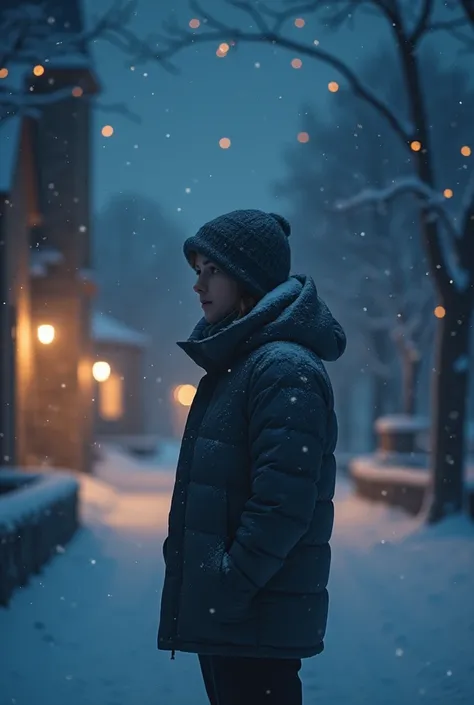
[192,253,241,324]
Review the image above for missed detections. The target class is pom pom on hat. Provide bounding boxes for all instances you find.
[269,213,291,237]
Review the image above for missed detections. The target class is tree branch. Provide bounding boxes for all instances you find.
[0,1,138,120]
[0,85,78,114]
[111,0,413,143]
[458,169,474,270]
[335,177,456,230]
[93,99,141,123]
[334,177,472,293]
[409,0,434,44]
[427,16,470,33]
[0,0,137,64]
[255,1,324,33]
[460,0,474,24]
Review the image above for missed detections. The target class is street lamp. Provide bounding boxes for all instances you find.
[173,384,197,407]
[37,324,55,344]
[92,361,111,382]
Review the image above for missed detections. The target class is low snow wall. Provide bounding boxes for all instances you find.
[0,469,79,607]
[349,455,474,517]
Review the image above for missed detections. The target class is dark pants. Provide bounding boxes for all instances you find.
[198,654,303,705]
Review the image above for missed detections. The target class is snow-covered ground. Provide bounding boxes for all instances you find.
[1,444,473,705]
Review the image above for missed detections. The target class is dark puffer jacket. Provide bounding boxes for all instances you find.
[157,275,346,659]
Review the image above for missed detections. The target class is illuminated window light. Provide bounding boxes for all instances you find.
[99,373,123,420]
[37,324,55,344]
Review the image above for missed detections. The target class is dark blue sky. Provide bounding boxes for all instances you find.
[85,0,382,233]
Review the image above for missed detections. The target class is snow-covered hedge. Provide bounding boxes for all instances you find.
[0,469,79,607]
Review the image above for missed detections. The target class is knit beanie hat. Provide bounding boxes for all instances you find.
[183,209,291,298]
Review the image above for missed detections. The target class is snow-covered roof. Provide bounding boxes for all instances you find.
[92,312,149,348]
[0,115,22,194]
[29,247,64,273]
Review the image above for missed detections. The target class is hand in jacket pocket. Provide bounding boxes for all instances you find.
[218,551,258,624]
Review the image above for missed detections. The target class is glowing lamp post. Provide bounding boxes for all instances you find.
[92,361,111,382]
[37,324,55,344]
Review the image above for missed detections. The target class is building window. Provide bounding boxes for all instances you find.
[99,373,123,421]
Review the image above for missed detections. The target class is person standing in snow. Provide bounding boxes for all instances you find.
[157,209,346,705]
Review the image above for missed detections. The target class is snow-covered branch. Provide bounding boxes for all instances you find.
[335,177,473,293]
[335,177,458,235]
[336,177,439,209]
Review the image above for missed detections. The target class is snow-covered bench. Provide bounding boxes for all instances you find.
[349,455,474,517]
[348,415,474,516]
[0,469,79,607]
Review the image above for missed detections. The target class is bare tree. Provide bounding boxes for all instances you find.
[0,0,138,121]
[112,0,474,522]
[276,89,437,420]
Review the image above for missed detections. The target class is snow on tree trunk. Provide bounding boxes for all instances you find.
[428,295,472,522]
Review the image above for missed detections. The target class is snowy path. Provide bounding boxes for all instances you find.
[1,447,473,705]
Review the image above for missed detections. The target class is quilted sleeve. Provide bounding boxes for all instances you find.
[221,351,328,620]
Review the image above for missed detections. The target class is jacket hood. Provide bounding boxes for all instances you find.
[178,275,346,372]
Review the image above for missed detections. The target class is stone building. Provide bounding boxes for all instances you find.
[0,0,99,472]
